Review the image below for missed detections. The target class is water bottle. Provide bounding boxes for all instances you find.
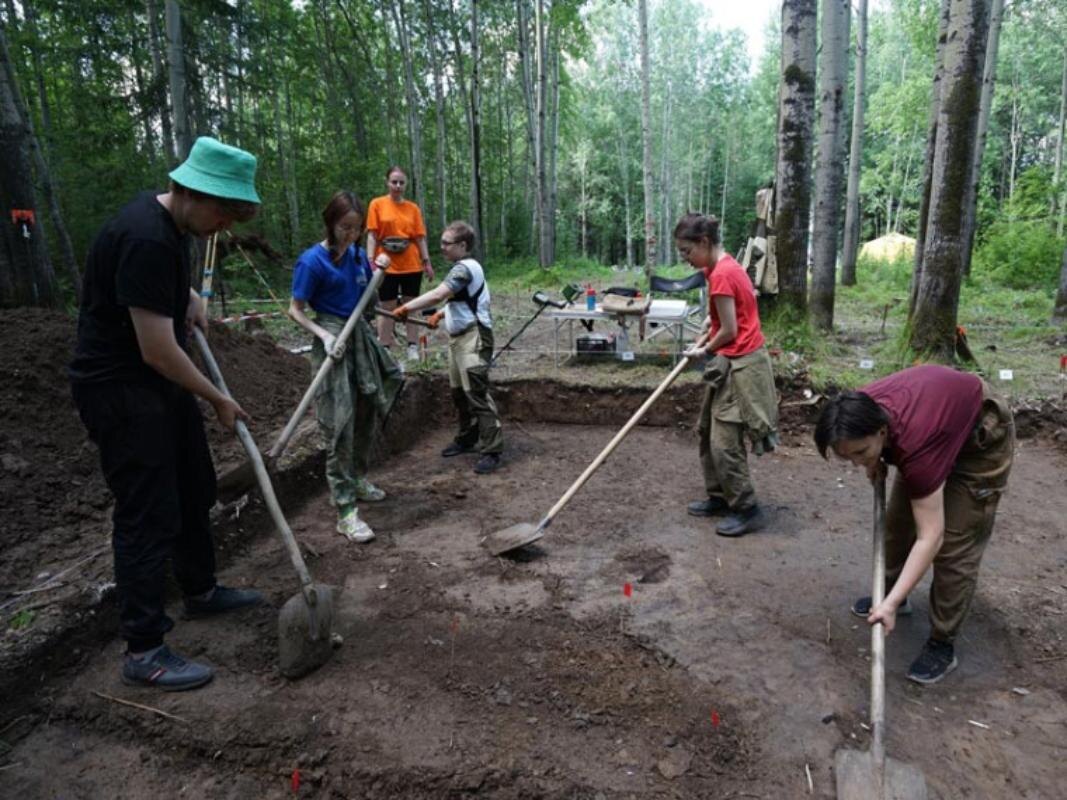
[586,284,596,311]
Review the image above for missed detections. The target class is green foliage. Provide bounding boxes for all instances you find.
[8,609,35,631]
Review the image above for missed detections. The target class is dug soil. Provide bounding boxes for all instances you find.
[2,309,1065,798]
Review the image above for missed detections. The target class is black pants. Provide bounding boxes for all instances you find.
[72,381,217,652]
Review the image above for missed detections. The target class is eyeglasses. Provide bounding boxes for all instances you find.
[389,180,406,186]
[440,239,459,246]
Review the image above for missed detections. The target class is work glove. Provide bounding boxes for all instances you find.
[393,304,411,320]
[322,333,345,360]
[373,253,391,270]
[427,310,444,329]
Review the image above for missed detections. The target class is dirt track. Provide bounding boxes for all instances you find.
[2,310,1066,798]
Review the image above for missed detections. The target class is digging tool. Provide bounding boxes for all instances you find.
[193,327,335,679]
[484,332,708,555]
[835,475,928,800]
[490,290,566,366]
[374,306,436,328]
[268,268,385,463]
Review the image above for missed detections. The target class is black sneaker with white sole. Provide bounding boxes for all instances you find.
[907,639,958,685]
[122,645,214,691]
[850,595,913,618]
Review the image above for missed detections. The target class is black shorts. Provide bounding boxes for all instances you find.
[379,271,423,303]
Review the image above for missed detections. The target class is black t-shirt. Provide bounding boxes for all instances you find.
[69,192,192,385]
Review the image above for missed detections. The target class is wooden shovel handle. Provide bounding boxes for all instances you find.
[374,306,435,328]
[193,328,317,604]
[543,333,710,525]
[870,474,887,770]
[269,269,386,461]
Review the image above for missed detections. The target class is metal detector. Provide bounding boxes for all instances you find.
[490,291,566,366]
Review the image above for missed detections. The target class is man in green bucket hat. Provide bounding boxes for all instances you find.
[69,137,264,691]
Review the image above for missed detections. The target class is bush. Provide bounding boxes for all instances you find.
[972,220,1065,290]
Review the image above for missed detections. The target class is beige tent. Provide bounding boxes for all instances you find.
[859,232,916,262]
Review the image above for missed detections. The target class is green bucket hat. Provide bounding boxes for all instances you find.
[169,137,261,204]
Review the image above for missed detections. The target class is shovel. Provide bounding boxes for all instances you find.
[484,332,708,556]
[193,328,335,679]
[835,475,928,799]
[373,306,436,328]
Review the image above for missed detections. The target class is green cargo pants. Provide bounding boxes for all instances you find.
[311,314,403,509]
[448,324,503,454]
[885,382,1014,643]
[698,347,778,510]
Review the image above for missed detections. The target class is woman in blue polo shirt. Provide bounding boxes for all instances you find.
[289,191,402,543]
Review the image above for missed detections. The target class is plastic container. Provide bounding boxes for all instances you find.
[585,284,596,311]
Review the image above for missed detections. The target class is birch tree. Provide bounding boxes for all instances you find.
[810,0,851,330]
[839,0,867,286]
[959,0,1005,277]
[909,0,990,359]
[391,0,426,214]
[774,0,817,311]
[165,0,192,159]
[0,26,59,307]
[638,0,655,275]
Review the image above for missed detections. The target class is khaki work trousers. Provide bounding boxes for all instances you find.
[697,355,763,511]
[448,324,504,454]
[885,382,1015,643]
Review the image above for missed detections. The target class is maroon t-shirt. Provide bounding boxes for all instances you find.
[861,365,983,499]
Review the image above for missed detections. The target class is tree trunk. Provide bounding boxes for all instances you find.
[910,0,953,316]
[0,26,59,307]
[164,0,192,159]
[959,0,1004,278]
[147,0,175,161]
[774,0,818,311]
[532,0,551,267]
[1052,243,1067,324]
[516,0,537,252]
[616,127,634,269]
[909,0,989,360]
[469,0,484,257]
[1052,46,1066,236]
[810,0,851,331]
[272,88,299,252]
[423,0,448,231]
[547,30,560,264]
[840,0,868,285]
[391,0,426,215]
[638,0,655,275]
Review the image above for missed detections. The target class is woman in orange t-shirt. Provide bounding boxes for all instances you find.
[676,212,778,538]
[366,166,434,357]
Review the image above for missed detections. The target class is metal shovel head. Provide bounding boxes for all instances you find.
[484,521,543,556]
[835,749,928,800]
[278,583,335,679]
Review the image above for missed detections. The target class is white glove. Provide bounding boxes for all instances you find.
[683,343,708,360]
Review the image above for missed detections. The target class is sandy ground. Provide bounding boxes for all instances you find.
[4,406,1066,798]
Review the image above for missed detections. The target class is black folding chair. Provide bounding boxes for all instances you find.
[648,271,706,338]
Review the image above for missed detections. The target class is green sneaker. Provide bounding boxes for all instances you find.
[354,478,386,502]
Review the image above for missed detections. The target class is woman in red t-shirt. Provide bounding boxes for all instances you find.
[675,213,778,537]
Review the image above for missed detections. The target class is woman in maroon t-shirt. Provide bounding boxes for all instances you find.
[814,365,1014,684]
[675,213,779,537]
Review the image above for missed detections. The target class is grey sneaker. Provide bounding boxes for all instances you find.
[354,477,386,502]
[716,505,766,537]
[907,639,958,685]
[687,497,729,517]
[122,646,213,691]
[183,585,263,619]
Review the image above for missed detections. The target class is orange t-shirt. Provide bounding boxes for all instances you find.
[366,196,427,274]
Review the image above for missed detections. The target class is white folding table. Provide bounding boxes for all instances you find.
[546,299,691,365]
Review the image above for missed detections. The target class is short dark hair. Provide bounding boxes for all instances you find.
[673,212,721,246]
[170,180,258,222]
[385,165,408,181]
[322,190,365,255]
[444,220,475,253]
[814,391,890,459]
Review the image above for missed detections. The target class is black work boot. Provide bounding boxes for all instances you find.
[716,505,766,537]
[441,441,475,457]
[474,453,502,474]
[183,585,263,619]
[687,497,729,517]
[907,639,958,685]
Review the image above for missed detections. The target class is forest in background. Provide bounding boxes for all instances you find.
[1,0,1066,345]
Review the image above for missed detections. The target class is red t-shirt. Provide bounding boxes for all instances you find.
[703,254,764,357]
[861,365,984,499]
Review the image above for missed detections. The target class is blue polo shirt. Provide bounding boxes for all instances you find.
[291,243,372,318]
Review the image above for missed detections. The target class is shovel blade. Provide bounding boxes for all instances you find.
[483,522,543,556]
[278,583,335,679]
[835,749,928,800]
